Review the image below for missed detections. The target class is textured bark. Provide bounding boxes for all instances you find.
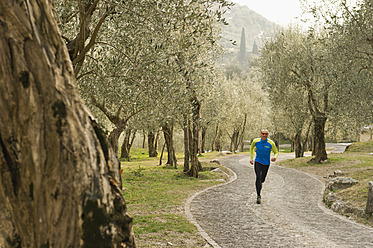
[0,1,135,247]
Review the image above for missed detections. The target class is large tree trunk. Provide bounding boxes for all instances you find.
[312,115,328,162]
[0,2,135,247]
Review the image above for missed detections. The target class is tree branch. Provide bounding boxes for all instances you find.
[73,8,111,66]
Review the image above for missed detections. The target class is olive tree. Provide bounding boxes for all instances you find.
[260,26,338,162]
[0,1,135,247]
[261,27,312,157]
[303,0,373,138]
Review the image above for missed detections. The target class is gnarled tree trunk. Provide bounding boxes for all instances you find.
[0,1,135,247]
[312,115,328,162]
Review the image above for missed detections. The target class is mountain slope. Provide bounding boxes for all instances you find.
[221,3,278,52]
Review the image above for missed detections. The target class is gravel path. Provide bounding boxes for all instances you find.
[190,154,373,248]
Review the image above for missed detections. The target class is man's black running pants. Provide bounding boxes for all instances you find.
[254,161,270,197]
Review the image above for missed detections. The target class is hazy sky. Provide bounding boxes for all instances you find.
[231,0,361,27]
[232,0,305,26]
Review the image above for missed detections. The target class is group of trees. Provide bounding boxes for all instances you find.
[260,0,373,162]
[0,0,270,246]
[4,0,372,246]
[55,0,271,177]
[55,0,236,178]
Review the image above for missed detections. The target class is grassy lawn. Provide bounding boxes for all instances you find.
[121,149,237,247]
[278,140,373,227]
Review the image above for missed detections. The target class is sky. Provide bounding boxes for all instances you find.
[232,0,305,27]
[232,0,361,27]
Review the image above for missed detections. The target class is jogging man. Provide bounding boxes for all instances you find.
[250,129,278,204]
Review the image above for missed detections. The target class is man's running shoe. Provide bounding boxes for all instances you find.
[256,196,261,204]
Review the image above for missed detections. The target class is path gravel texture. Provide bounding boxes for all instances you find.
[190,154,373,248]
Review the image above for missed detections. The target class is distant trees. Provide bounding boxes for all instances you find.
[238,27,247,63]
[252,41,259,54]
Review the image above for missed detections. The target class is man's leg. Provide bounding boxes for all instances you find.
[261,164,270,184]
[254,162,263,196]
[254,162,270,204]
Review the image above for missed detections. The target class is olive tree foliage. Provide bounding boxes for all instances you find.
[55,0,232,162]
[259,26,346,162]
[303,0,373,136]
[260,26,312,157]
[201,70,270,152]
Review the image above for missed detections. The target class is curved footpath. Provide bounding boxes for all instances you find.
[188,154,373,247]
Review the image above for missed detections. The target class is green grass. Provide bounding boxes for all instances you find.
[279,146,292,153]
[134,214,195,235]
[345,140,373,153]
[121,148,234,247]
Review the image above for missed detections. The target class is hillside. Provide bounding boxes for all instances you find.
[220,2,278,53]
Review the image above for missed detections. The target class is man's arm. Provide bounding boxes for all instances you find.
[250,139,258,164]
[268,139,279,161]
[250,139,258,160]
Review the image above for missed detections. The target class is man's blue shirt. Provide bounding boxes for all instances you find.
[250,138,279,165]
